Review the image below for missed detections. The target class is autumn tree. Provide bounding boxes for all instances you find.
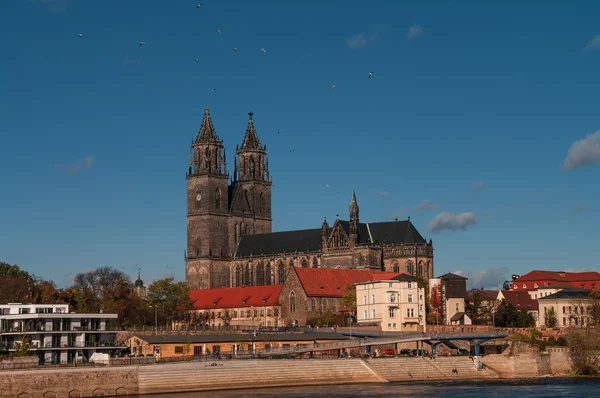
[340,283,357,321]
[0,262,36,304]
[428,283,443,324]
[147,277,193,327]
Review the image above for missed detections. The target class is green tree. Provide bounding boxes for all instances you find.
[494,299,535,328]
[544,306,558,328]
[13,334,32,357]
[147,277,193,326]
[339,283,356,321]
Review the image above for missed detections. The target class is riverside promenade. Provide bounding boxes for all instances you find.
[1,356,498,397]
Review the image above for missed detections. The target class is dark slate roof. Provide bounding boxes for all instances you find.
[235,229,321,257]
[235,218,426,257]
[538,289,593,301]
[366,220,426,245]
[134,333,349,345]
[450,312,466,322]
[391,273,418,282]
[438,273,468,280]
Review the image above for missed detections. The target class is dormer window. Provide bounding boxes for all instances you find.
[534,283,538,289]
[522,284,526,289]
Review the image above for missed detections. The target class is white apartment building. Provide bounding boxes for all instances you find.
[355,274,426,332]
[0,303,120,365]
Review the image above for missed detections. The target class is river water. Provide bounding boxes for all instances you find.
[137,378,600,397]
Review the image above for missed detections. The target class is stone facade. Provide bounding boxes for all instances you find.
[185,108,434,291]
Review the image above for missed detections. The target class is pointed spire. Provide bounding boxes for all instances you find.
[349,188,359,219]
[240,111,262,150]
[196,106,220,143]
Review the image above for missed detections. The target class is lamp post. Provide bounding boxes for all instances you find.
[349,315,352,338]
[154,305,158,331]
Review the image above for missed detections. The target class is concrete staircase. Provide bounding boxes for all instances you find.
[138,359,383,394]
[364,357,498,382]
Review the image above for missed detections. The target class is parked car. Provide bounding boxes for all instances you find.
[380,349,395,356]
[410,349,429,357]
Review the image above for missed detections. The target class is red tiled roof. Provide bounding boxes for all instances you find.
[511,270,600,291]
[295,268,401,298]
[189,285,283,310]
[500,290,539,311]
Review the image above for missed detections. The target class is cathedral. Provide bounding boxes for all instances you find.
[185,107,434,291]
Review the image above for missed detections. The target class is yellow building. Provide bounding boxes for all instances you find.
[125,333,349,358]
[355,274,426,332]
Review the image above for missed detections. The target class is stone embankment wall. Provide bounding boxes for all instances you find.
[0,356,39,370]
[480,341,572,378]
[1,367,139,398]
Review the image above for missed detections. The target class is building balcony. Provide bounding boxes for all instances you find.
[0,341,126,351]
[0,327,115,334]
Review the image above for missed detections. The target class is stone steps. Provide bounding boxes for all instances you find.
[138,359,381,394]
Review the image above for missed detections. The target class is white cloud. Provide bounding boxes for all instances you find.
[454,267,509,290]
[561,130,600,171]
[412,199,440,212]
[407,24,423,39]
[471,180,485,192]
[346,31,378,49]
[57,156,95,175]
[428,212,477,233]
[584,35,600,51]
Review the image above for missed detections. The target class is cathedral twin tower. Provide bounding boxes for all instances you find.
[185,107,272,289]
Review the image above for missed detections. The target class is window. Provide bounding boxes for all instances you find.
[364,310,368,320]
[406,261,414,275]
[534,283,538,288]
[234,264,241,287]
[407,308,415,318]
[244,263,253,286]
[371,309,376,319]
[215,188,222,209]
[311,298,317,312]
[363,296,367,305]
[256,262,265,285]
[301,258,308,268]
[392,262,400,273]
[312,257,319,268]
[408,282,412,289]
[389,282,393,288]
[265,262,272,285]
[175,346,184,354]
[417,261,423,278]
[235,224,239,242]
[522,284,526,289]
[278,261,285,284]
[408,294,413,303]
[289,291,296,313]
[388,323,392,328]
[389,308,395,318]
[371,295,375,304]
[393,323,396,329]
[456,303,459,311]
[390,294,396,303]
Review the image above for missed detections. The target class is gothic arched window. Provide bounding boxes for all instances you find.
[245,224,249,236]
[249,156,255,178]
[256,262,265,285]
[278,261,285,284]
[205,147,210,168]
[244,263,253,286]
[235,264,241,287]
[215,188,222,209]
[266,262,272,285]
[234,224,239,243]
[417,261,424,278]
[312,257,318,268]
[427,261,432,277]
[240,222,245,237]
[289,291,296,313]
[407,261,414,275]
[392,262,400,273]
[301,259,308,268]
[259,192,264,214]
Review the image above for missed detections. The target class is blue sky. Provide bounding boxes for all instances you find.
[1,0,599,289]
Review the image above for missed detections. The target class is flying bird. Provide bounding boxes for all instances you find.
[332,85,336,91]
[197,3,202,7]
[195,58,199,63]
[216,29,221,34]
[140,42,145,46]
[233,47,238,51]
[261,48,266,53]
[212,88,217,92]
[290,149,294,153]
[368,72,374,79]
[78,33,83,38]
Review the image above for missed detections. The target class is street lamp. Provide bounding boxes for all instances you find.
[154,305,158,331]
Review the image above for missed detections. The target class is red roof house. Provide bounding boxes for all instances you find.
[509,270,600,291]
[294,268,401,298]
[190,284,283,310]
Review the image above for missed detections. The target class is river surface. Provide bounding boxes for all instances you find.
[136,378,600,397]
